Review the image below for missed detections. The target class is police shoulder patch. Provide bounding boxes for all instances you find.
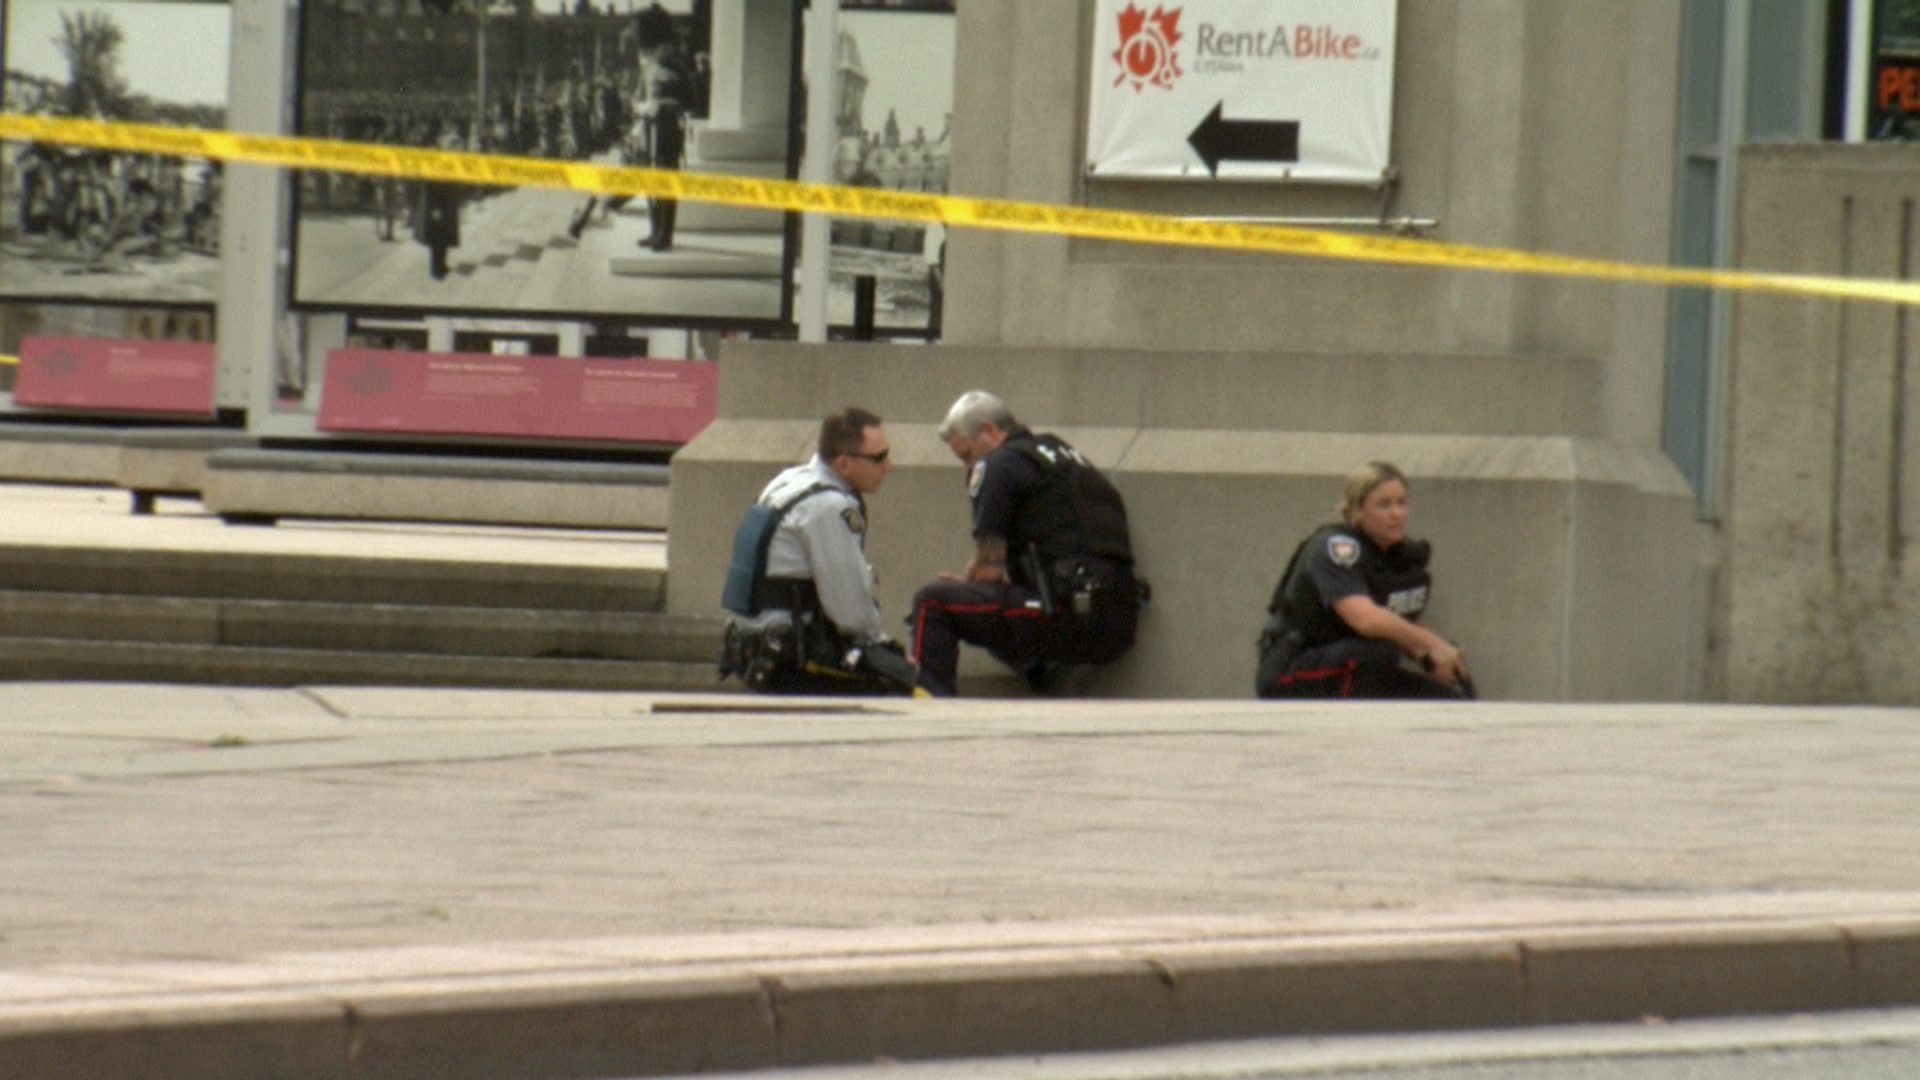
[841,506,866,534]
[968,460,987,498]
[1326,533,1361,568]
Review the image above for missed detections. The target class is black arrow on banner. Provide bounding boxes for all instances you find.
[1186,102,1301,177]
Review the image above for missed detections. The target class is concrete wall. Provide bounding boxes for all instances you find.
[669,344,1706,701]
[1724,144,1920,704]
[945,0,1681,449]
[667,1,1714,702]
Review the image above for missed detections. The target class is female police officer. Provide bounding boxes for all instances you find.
[1255,462,1472,699]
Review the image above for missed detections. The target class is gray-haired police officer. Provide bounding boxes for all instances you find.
[720,408,918,694]
[907,391,1144,696]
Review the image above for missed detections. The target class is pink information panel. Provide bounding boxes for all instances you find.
[13,337,218,416]
[317,349,718,445]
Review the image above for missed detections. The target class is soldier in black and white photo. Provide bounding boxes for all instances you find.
[0,0,228,303]
[565,2,699,251]
[289,0,777,324]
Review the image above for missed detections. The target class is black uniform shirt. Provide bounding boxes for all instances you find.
[1284,524,1431,648]
[969,426,1046,546]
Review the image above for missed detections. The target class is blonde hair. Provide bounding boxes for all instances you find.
[1340,461,1408,521]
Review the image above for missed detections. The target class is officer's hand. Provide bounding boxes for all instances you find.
[963,560,1007,584]
[1426,641,1467,687]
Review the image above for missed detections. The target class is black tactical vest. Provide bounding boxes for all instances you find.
[1000,433,1134,580]
[1273,524,1431,649]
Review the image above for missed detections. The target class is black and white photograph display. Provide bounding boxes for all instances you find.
[0,0,229,304]
[827,1,952,333]
[291,0,793,326]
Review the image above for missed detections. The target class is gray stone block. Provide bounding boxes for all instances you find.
[1848,920,1920,1009]
[117,429,255,508]
[772,960,1173,1065]
[0,423,125,484]
[671,344,1705,700]
[202,449,671,531]
[1162,942,1526,1042]
[0,1000,348,1080]
[1521,927,1858,1024]
[347,979,776,1080]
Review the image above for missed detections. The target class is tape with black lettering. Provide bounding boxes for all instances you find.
[4,112,1919,306]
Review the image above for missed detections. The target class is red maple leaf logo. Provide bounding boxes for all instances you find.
[1113,3,1182,92]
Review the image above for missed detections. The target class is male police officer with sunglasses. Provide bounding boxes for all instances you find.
[720,408,919,694]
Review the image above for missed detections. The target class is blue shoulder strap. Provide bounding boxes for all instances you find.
[720,481,836,616]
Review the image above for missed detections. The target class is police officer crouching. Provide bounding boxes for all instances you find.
[908,391,1146,696]
[1256,461,1474,699]
[720,408,920,695]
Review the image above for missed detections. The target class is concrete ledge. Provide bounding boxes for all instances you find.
[0,590,723,660]
[201,449,670,531]
[714,341,1606,438]
[1163,941,1527,1042]
[0,637,722,691]
[0,423,131,485]
[0,999,348,1080]
[1522,925,1860,1023]
[116,429,255,512]
[350,978,777,1080]
[0,544,663,610]
[1851,921,1920,1008]
[6,910,1920,1080]
[673,420,1704,699]
[774,958,1175,1064]
[669,342,1708,700]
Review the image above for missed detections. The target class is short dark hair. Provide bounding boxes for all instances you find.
[819,407,882,460]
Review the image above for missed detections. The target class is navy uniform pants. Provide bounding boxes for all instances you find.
[908,578,1137,697]
[1261,636,1470,699]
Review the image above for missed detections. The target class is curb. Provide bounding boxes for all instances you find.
[4,912,1919,1080]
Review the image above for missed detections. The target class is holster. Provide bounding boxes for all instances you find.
[1043,556,1143,622]
[720,608,918,697]
[720,611,800,691]
[1254,613,1304,693]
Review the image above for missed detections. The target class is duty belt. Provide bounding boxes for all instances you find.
[756,577,822,615]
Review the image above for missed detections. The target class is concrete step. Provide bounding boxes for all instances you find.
[687,123,787,163]
[0,636,724,691]
[608,247,784,279]
[0,421,187,485]
[0,545,663,612]
[202,450,672,532]
[687,155,787,179]
[675,201,786,233]
[0,590,724,663]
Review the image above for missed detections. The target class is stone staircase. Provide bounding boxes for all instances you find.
[0,542,730,690]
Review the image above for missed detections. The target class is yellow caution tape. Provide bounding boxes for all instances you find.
[6,112,1919,306]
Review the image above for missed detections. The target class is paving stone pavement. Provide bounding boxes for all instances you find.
[1,482,1918,1074]
[3,686,1916,969]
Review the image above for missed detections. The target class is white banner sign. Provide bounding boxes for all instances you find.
[1086,0,1397,182]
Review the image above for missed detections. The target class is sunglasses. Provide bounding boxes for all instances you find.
[846,448,890,464]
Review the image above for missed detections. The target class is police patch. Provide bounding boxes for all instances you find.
[968,460,987,498]
[841,506,866,534]
[1327,534,1361,568]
